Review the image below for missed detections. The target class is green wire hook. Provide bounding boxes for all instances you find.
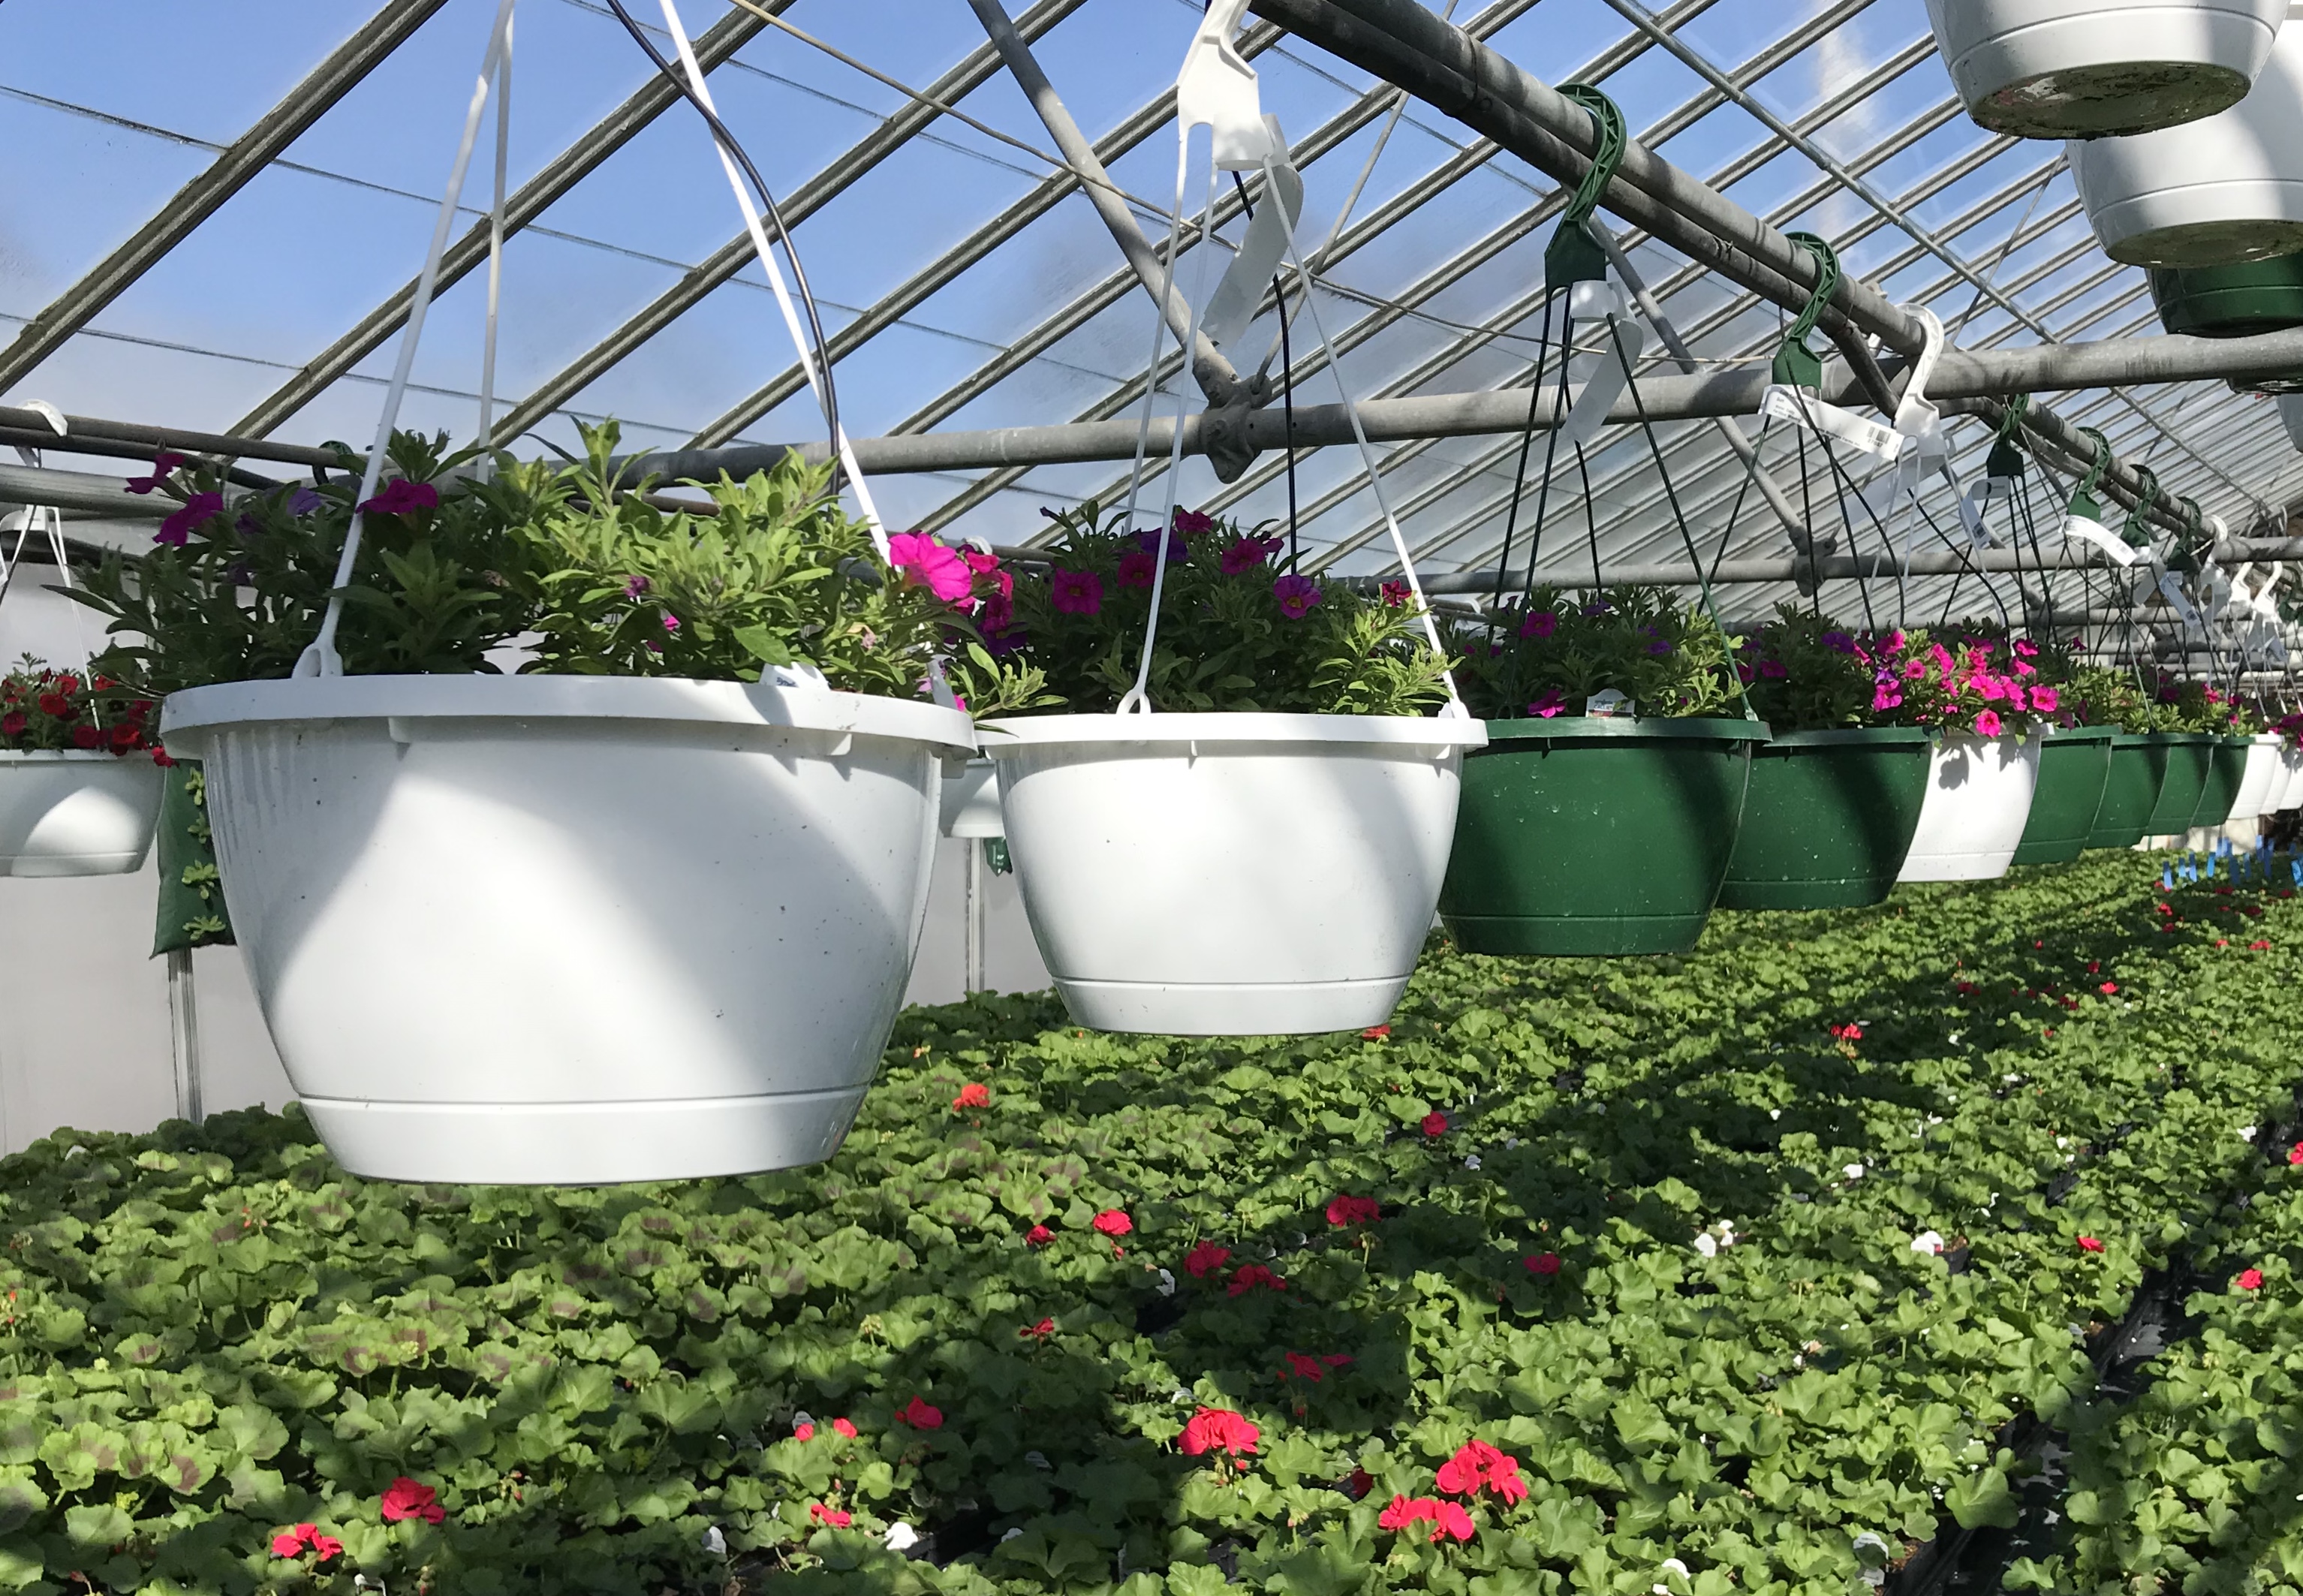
[1985,396,2030,478]
[1772,232,1841,390]
[1544,83,1627,291]
[2067,426,2111,522]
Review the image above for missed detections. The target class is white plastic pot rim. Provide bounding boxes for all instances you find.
[978,711,1489,754]
[0,750,145,764]
[161,674,977,757]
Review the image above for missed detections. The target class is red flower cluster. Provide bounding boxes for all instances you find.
[380,1476,446,1525]
[1829,1022,1863,1041]
[1326,1194,1380,1227]
[1019,1316,1055,1341]
[896,1396,944,1429]
[809,1502,851,1528]
[1378,1493,1475,1543]
[951,1081,990,1111]
[1091,1209,1132,1237]
[1185,1240,1232,1278]
[1179,1406,1260,1456]
[0,662,158,759]
[1280,1351,1352,1381]
[1361,1025,1392,1040]
[2076,1236,2105,1254]
[2288,1143,2303,1167]
[1435,1440,1528,1504]
[1421,1111,1450,1137]
[2237,1267,2265,1291]
[1228,1263,1285,1296]
[271,1522,344,1561]
[1025,1224,1054,1246]
[1524,1251,1561,1276]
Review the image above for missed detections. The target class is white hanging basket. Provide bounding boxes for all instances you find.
[2070,4,2303,267]
[1927,0,2285,140]
[161,675,974,1184]
[2226,730,2287,821]
[1897,730,2046,882]
[982,712,1486,1034]
[0,751,164,878]
[2275,736,2303,812]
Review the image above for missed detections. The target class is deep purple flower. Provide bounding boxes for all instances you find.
[1582,598,1611,616]
[1528,688,1567,718]
[224,562,253,586]
[156,491,223,548]
[1821,631,1856,654]
[1273,574,1323,619]
[1172,507,1213,538]
[1647,638,1673,655]
[1050,568,1103,616]
[287,485,324,516]
[624,574,650,599]
[1758,659,1787,678]
[1136,526,1189,565]
[1116,550,1158,589]
[360,479,438,516]
[1520,610,1557,640]
[125,452,187,495]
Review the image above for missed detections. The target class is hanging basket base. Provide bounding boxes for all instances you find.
[1050,976,1407,1037]
[303,1088,866,1185]
[1444,912,1708,959]
[1715,877,1899,912]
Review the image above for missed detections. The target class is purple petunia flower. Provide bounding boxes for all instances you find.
[287,485,324,516]
[1273,574,1323,619]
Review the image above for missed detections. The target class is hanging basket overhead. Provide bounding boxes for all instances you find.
[2009,724,2117,866]
[1926,0,2285,140]
[1717,729,1934,911]
[1898,730,2046,883]
[2225,730,2287,821]
[2071,7,2303,267]
[2087,733,2175,849]
[0,752,163,878]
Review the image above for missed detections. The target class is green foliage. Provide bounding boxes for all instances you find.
[2148,671,2252,734]
[991,502,1452,716]
[1733,605,1879,731]
[0,855,2295,1591]
[1449,586,1739,721]
[2066,666,2155,734]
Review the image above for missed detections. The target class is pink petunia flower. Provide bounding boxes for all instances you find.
[1116,549,1158,589]
[360,478,438,517]
[1272,574,1323,619]
[1974,709,2003,738]
[887,531,974,604]
[1528,688,1567,718]
[1050,568,1103,616]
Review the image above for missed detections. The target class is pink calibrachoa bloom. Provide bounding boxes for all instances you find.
[952,1082,990,1111]
[1179,1406,1260,1456]
[887,531,974,604]
[623,574,649,598]
[157,491,223,547]
[1272,573,1323,618]
[661,613,681,633]
[1974,709,2003,738]
[1229,1263,1284,1296]
[1528,688,1567,718]
[1049,568,1103,616]
[1377,1494,1476,1543]
[2238,1267,2265,1290]
[1220,535,1280,574]
[1326,1194,1381,1227]
[1525,1251,1561,1275]
[896,1396,943,1429]
[1422,1110,1449,1137]
[1116,550,1158,589]
[1091,1209,1132,1237]
[2031,685,2059,714]
[1185,1240,1232,1278]
[380,1477,447,1525]
[1172,507,1214,538]
[2077,1236,2105,1254]
[1025,1224,1054,1246]
[125,451,187,495]
[272,1523,344,1561]
[361,479,438,517]
[1380,580,1410,607]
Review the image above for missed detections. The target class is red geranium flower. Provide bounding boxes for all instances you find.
[1524,1251,1561,1276]
[1229,1263,1285,1296]
[1025,1224,1053,1246]
[832,1417,857,1438]
[1184,1240,1232,1278]
[809,1502,851,1528]
[2288,1143,2302,1167]
[1326,1194,1380,1227]
[1421,1111,1448,1137]
[896,1396,943,1429]
[793,1421,815,1441]
[1092,1209,1132,1237]
[2238,1267,2265,1291]
[380,1477,446,1525]
[2250,940,2271,950]
[1019,1317,1055,1341]
[1829,1022,1863,1041]
[1377,1493,1475,1543]
[952,1081,989,1110]
[2098,981,2118,995]
[270,1523,344,1561]
[1361,1024,1391,1040]
[2076,1236,2105,1254]
[1178,1406,1260,1456]
[1435,1439,1528,1504]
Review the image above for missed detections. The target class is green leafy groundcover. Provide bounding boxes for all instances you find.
[0,854,2298,1595]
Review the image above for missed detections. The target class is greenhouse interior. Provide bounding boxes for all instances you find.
[8,0,2303,1588]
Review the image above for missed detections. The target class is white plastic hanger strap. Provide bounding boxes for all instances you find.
[297,0,517,679]
[1556,276,1645,452]
[477,8,513,457]
[1757,386,1901,459]
[658,0,890,562]
[1200,136,1301,352]
[2063,510,2139,566]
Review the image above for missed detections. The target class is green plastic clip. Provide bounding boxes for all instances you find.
[1985,396,2028,479]
[1543,83,1626,292]
[2067,426,2110,523]
[1770,232,1841,390]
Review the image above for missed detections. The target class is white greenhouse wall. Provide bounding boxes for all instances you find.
[0,575,1051,1155]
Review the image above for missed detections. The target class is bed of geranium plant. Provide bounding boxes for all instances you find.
[0,854,2297,1594]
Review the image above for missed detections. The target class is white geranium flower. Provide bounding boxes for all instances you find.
[1465,1155,1482,1171]
[2240,1125,2259,1142]
[885,1522,920,1552]
[1769,1108,1782,1121]
[1911,1230,1944,1255]
[1156,1268,1176,1297]
[1653,1555,1691,1593]
[702,1525,727,1556]
[1693,1233,1718,1258]
[1844,1163,1865,1182]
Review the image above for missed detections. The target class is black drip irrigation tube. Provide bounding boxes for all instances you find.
[1889,1080,2303,1594]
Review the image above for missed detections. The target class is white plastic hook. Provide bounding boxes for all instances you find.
[1176,0,1275,170]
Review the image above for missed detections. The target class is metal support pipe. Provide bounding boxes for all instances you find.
[0,405,342,471]
[1242,0,2210,544]
[966,0,1245,408]
[0,465,172,521]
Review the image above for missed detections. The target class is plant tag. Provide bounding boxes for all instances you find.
[2061,513,2139,566]
[1585,689,1632,718]
[1757,386,1901,459]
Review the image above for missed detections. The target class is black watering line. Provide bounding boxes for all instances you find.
[601,0,844,489]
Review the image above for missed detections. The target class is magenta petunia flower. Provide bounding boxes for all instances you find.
[1380,580,1410,608]
[623,574,649,599]
[1050,568,1103,616]
[1219,536,1275,575]
[1171,507,1213,538]
[125,452,188,495]
[1974,708,2003,737]
[156,491,223,547]
[661,613,682,633]
[887,531,974,604]
[360,479,438,516]
[1528,688,1567,718]
[1519,610,1557,640]
[2031,685,2058,714]
[1116,550,1157,589]
[1272,574,1323,619]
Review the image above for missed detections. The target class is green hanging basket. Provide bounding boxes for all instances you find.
[2190,736,2251,830]
[1715,727,1934,911]
[2086,735,2174,851]
[1437,717,1768,957]
[2009,726,2117,867]
[2150,254,2303,391]
[2140,733,2217,836]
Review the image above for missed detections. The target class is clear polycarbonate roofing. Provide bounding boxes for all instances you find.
[4,0,2298,627]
